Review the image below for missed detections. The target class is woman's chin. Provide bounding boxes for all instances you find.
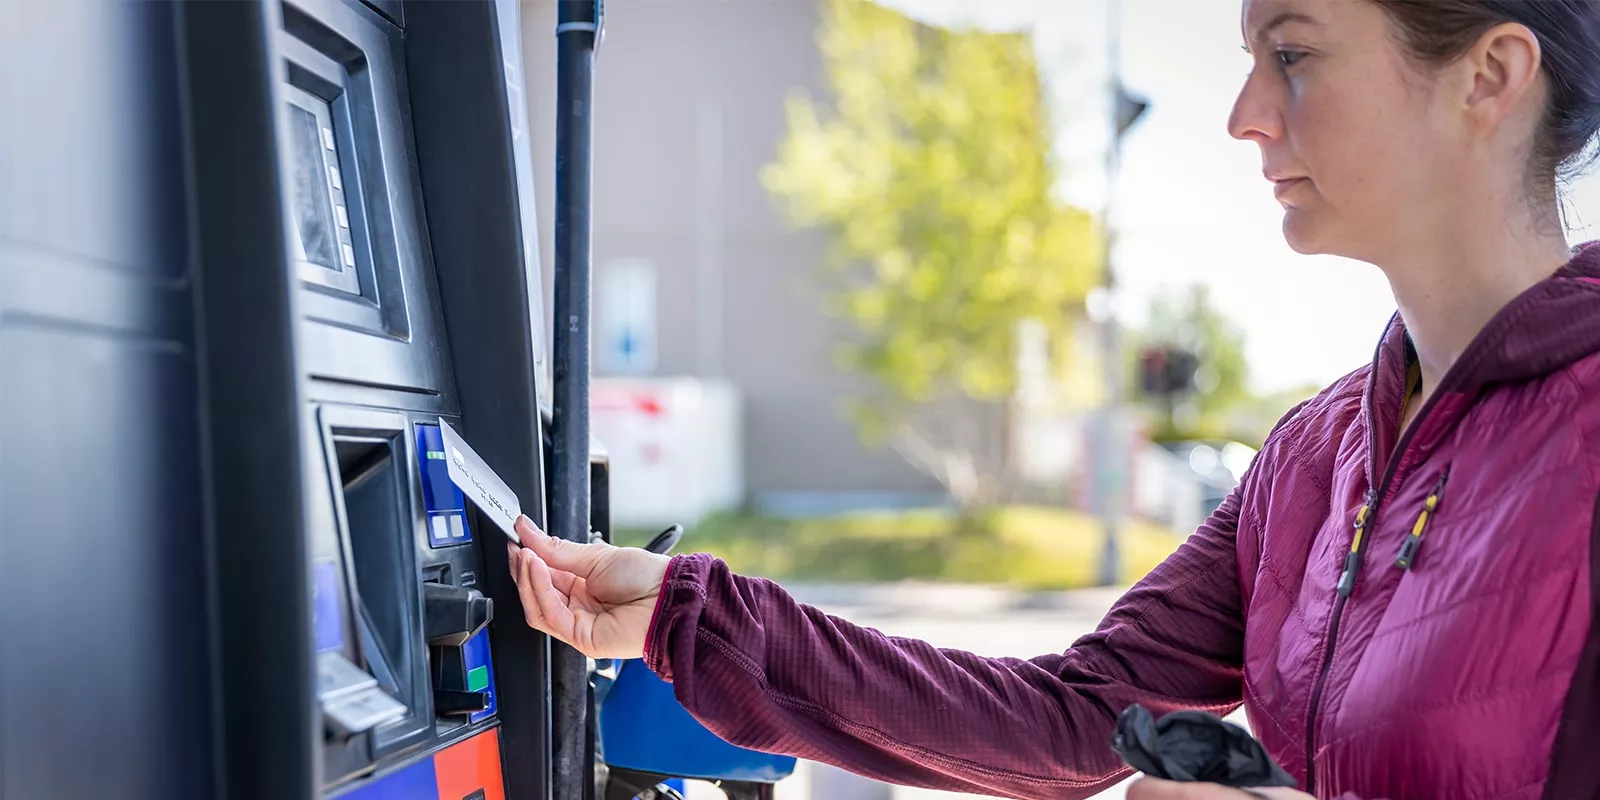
[1281,209,1326,255]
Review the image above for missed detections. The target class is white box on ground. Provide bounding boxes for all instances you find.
[591,377,742,528]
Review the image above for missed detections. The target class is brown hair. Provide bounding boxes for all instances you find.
[1374,0,1600,184]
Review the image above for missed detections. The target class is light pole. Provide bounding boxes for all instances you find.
[1095,0,1149,587]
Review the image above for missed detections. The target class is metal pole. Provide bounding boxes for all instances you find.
[553,1,601,797]
[1096,0,1125,587]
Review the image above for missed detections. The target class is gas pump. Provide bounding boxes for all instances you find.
[5,0,560,797]
[186,0,561,796]
[3,1,797,798]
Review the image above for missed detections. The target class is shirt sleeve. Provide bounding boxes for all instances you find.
[642,484,1250,800]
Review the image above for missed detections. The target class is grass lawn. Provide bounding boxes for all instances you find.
[613,506,1186,591]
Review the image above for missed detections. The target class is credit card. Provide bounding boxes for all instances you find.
[438,418,522,544]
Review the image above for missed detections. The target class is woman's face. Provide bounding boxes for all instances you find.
[1229,0,1462,262]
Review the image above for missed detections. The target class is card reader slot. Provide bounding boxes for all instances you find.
[420,562,452,586]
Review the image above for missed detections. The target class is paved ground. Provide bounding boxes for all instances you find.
[682,582,1139,800]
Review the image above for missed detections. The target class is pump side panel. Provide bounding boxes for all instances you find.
[405,3,555,798]
[0,3,216,799]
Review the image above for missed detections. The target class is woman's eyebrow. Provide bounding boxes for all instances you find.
[1242,10,1321,51]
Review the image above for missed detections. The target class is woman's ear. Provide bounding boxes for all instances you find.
[1461,22,1544,131]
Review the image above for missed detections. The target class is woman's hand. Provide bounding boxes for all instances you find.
[504,515,673,660]
[1127,778,1314,800]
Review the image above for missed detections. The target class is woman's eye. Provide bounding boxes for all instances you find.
[1275,50,1307,68]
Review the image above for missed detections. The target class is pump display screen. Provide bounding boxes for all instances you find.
[287,104,340,270]
[284,86,357,278]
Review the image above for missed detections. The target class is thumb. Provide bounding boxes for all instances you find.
[516,515,606,576]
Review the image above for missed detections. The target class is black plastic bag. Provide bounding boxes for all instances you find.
[1111,704,1298,789]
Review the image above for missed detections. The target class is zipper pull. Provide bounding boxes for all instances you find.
[1337,492,1376,597]
[1395,469,1450,571]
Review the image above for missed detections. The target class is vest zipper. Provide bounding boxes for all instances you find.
[1395,467,1451,571]
[1304,490,1376,791]
[1304,466,1451,788]
[1304,371,1445,791]
[1336,498,1374,598]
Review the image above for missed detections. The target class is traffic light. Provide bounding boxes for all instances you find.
[1139,346,1199,397]
[1116,84,1150,138]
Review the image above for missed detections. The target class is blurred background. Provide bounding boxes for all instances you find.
[514,0,1600,588]
[522,0,1334,591]
[511,1,1600,796]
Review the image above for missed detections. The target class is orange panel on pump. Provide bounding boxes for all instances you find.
[433,728,505,800]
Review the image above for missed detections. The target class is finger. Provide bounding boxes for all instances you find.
[513,550,571,631]
[525,526,607,577]
[510,550,545,624]
[1128,779,1255,800]
[1128,779,1195,800]
[524,549,580,643]
[546,565,579,597]
[507,542,522,587]
[514,515,545,543]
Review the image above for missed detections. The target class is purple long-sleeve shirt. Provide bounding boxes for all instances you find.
[644,493,1248,799]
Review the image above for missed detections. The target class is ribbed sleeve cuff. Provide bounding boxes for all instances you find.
[641,552,715,681]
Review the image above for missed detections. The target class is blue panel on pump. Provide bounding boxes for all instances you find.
[330,753,437,800]
[464,628,498,724]
[415,423,473,548]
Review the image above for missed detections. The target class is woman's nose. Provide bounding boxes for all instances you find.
[1228,67,1281,143]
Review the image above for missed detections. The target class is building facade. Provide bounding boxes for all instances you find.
[519,0,967,513]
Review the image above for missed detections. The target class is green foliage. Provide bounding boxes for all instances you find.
[613,507,1182,590]
[1134,285,1252,441]
[762,0,1100,439]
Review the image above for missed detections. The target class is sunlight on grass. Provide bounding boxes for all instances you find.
[615,506,1187,590]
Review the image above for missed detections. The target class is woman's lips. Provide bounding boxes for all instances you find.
[1272,177,1308,200]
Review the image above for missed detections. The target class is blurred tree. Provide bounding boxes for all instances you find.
[1231,382,1324,447]
[1132,285,1251,442]
[762,0,1099,509]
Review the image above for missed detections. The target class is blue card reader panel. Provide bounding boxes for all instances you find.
[415,423,473,548]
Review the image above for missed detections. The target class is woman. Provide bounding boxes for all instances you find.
[506,1,1600,798]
